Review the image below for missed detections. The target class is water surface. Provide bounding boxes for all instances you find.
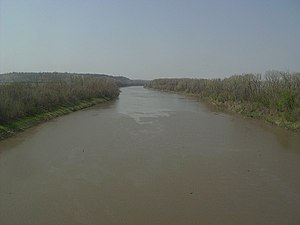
[1,86,300,224]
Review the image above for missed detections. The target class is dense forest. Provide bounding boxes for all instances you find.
[0,75,119,124]
[145,71,300,131]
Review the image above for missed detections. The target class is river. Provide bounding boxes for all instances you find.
[1,86,300,225]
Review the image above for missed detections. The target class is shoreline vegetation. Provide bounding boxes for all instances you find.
[0,74,120,140]
[145,71,300,132]
[0,97,110,140]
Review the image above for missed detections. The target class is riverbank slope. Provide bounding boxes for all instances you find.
[0,97,111,140]
[0,75,120,140]
[145,71,300,132]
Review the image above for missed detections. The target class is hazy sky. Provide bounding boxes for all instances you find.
[0,0,300,79]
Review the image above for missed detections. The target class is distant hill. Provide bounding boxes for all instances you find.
[0,72,147,87]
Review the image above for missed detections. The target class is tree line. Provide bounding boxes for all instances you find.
[0,72,147,87]
[0,76,119,123]
[145,71,300,125]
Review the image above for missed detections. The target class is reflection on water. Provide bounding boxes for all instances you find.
[0,86,300,225]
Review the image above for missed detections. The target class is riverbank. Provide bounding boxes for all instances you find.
[0,97,112,140]
[145,72,300,132]
[146,88,300,132]
[208,97,300,132]
[0,74,120,140]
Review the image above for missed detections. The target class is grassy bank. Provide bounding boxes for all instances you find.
[145,71,300,132]
[0,97,110,140]
[0,75,120,140]
[208,97,300,132]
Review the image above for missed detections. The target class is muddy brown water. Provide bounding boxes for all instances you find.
[1,86,300,225]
